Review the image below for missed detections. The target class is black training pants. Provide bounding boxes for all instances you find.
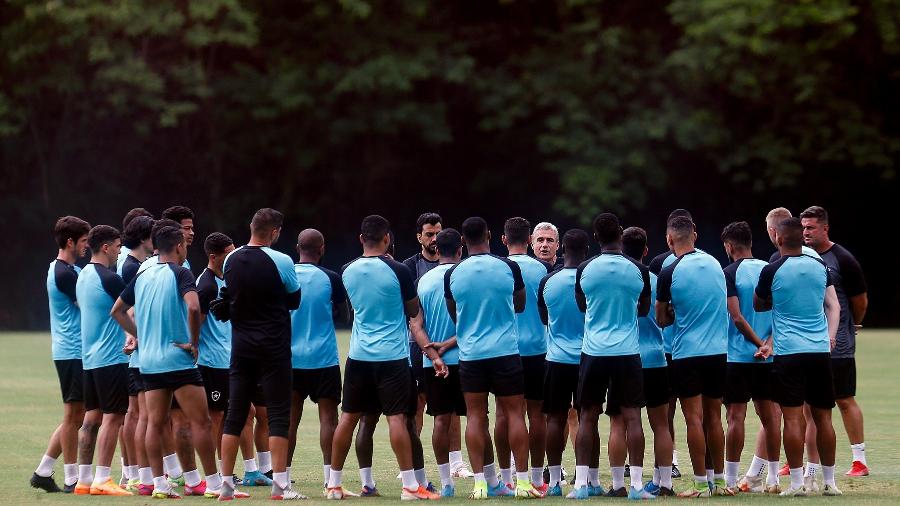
[223,354,292,438]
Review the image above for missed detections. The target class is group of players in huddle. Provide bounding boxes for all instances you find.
[31,203,868,500]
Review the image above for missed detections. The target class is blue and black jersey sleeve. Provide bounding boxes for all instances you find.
[168,264,197,297]
[574,256,594,303]
[497,256,525,292]
[648,251,670,275]
[755,258,785,300]
[196,269,218,314]
[120,271,143,307]
[121,255,141,285]
[97,265,127,300]
[443,263,459,302]
[723,260,741,297]
[537,269,558,325]
[768,251,781,263]
[321,267,347,306]
[656,257,681,303]
[54,261,79,303]
[381,256,417,302]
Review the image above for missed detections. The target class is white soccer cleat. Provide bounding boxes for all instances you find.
[779,485,807,497]
[822,483,843,496]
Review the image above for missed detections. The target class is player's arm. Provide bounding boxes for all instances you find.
[111,296,138,337]
[654,263,674,326]
[182,290,201,361]
[655,301,674,328]
[507,259,526,313]
[824,284,840,350]
[574,267,587,313]
[537,278,550,325]
[727,296,765,348]
[443,267,457,323]
[637,266,651,317]
[850,294,867,326]
[425,336,457,356]
[753,264,775,312]
[838,248,868,325]
[409,308,447,377]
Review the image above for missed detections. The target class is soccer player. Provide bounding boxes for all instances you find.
[195,233,236,473]
[162,205,195,270]
[765,208,821,261]
[754,217,842,496]
[799,206,869,477]
[287,229,348,488]
[209,208,303,500]
[31,216,91,493]
[532,222,563,269]
[325,215,438,500]
[408,228,465,497]
[112,222,223,499]
[73,225,131,496]
[622,226,675,497]
[573,213,652,500]
[719,222,781,494]
[444,217,540,499]
[117,208,153,272]
[536,228,589,497]
[501,217,551,492]
[656,215,729,497]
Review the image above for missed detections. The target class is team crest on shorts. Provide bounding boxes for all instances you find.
[212,391,221,402]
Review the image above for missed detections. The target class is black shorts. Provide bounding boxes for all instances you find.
[128,367,143,396]
[521,354,546,401]
[55,359,84,403]
[84,363,129,414]
[141,368,204,393]
[724,362,774,404]
[252,384,267,407]
[578,354,645,415]
[643,366,671,409]
[423,365,466,416]
[542,361,579,414]
[459,354,524,396]
[774,353,835,409]
[293,365,342,403]
[410,341,425,393]
[831,358,856,400]
[671,354,726,399]
[665,353,676,399]
[341,358,412,416]
[199,365,229,412]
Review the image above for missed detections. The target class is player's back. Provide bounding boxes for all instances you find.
[757,254,830,356]
[417,263,458,366]
[508,254,550,356]
[538,267,583,365]
[47,259,81,360]
[637,271,666,368]
[724,258,772,363]
[196,268,231,369]
[291,263,343,369]
[76,263,127,369]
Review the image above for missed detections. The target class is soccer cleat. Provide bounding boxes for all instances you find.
[425,482,438,493]
[711,479,737,496]
[451,462,475,479]
[532,482,548,496]
[515,481,542,498]
[670,465,681,479]
[643,480,660,496]
[656,487,675,497]
[184,480,207,496]
[441,484,455,497]
[546,483,562,497]
[779,485,807,497]
[588,484,606,496]
[63,482,77,493]
[273,488,309,500]
[777,463,790,476]
[243,470,273,487]
[676,483,711,498]
[30,473,62,493]
[738,475,764,493]
[846,460,869,477]
[138,483,154,496]
[401,485,441,500]
[326,486,348,500]
[90,478,134,496]
[126,478,141,491]
[605,486,627,497]
[823,483,843,496]
[469,480,489,500]
[764,484,781,494]
[233,475,244,486]
[359,485,380,497]
[73,482,92,495]
[153,488,183,499]
[565,486,589,500]
[488,481,512,497]
[628,486,657,500]
[804,474,820,494]
[167,474,186,487]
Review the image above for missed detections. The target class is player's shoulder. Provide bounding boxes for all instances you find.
[826,243,858,263]
[619,252,649,275]
[260,246,293,266]
[723,258,743,276]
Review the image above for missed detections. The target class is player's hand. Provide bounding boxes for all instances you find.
[123,335,137,355]
[432,358,449,378]
[830,336,836,351]
[209,295,230,322]
[424,341,448,356]
[666,305,675,319]
[754,343,772,360]
[174,342,198,362]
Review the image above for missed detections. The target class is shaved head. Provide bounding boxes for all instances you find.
[298,228,324,254]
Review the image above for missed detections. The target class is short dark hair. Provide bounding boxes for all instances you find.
[562,229,590,260]
[54,216,91,249]
[461,217,489,244]
[416,213,442,234]
[622,226,648,261]
[436,228,462,257]
[799,206,828,224]
[87,225,121,253]
[204,232,234,256]
[361,215,390,244]
[151,219,180,249]
[503,217,531,246]
[720,221,752,248]
[122,208,153,231]
[667,208,693,225]
[777,217,804,249]
[122,216,155,249]
[250,208,284,234]
[155,225,185,253]
[592,213,622,245]
[387,230,395,256]
[162,205,194,224]
[667,216,695,242]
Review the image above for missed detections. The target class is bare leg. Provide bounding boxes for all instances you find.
[95,413,126,467]
[331,412,363,472]
[173,385,217,476]
[679,395,706,477]
[803,404,820,463]
[836,397,864,445]
[463,392,490,473]
[78,410,102,466]
[525,399,546,470]
[702,396,725,474]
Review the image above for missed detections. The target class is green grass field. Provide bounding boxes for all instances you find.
[3,330,899,504]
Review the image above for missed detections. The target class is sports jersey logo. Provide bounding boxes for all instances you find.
[211,391,221,402]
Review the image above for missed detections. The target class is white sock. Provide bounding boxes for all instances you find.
[64,463,78,486]
[725,461,740,487]
[530,467,543,486]
[766,461,779,486]
[128,465,140,480]
[484,463,499,487]
[223,474,234,487]
[500,467,512,485]
[184,469,201,487]
[438,463,453,487]
[449,451,463,465]
[328,469,343,488]
[475,472,485,483]
[630,466,643,490]
[747,455,765,477]
[611,466,625,490]
[139,467,154,485]
[574,465,589,488]
[273,471,288,490]
[415,468,427,486]
[549,465,561,487]
[822,465,836,487]
[659,466,673,489]
[35,454,56,477]
[359,467,374,488]
[322,465,330,484]
[651,467,660,486]
[706,469,714,483]
[804,461,821,478]
[163,453,182,478]
[207,472,223,490]
[789,467,803,490]
[93,465,111,484]
[672,449,679,466]
[714,472,724,483]
[257,451,272,474]
[588,468,600,487]
[244,458,259,473]
[851,442,867,465]
[78,464,93,484]
[400,469,418,490]
[516,471,528,485]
